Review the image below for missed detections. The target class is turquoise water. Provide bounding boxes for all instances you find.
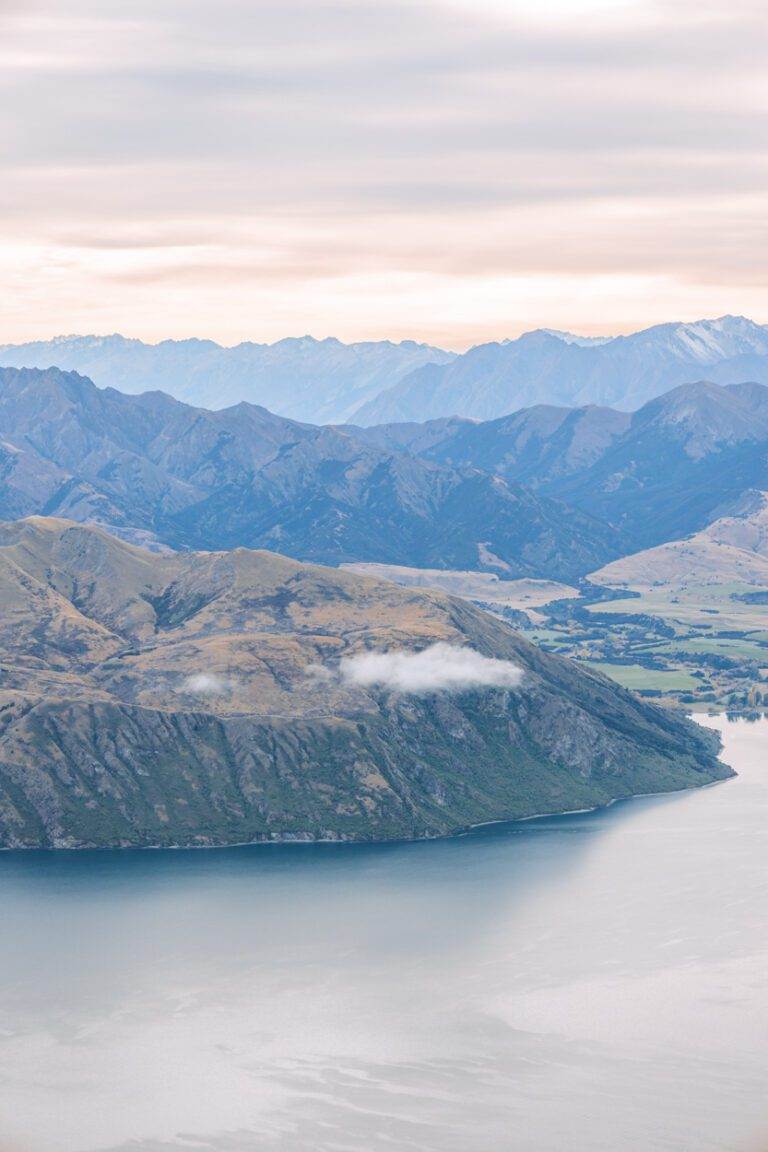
[0,714,766,1151]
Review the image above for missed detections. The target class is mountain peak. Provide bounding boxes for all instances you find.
[539,329,613,347]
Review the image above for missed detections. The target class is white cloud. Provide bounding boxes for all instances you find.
[339,642,523,695]
[181,673,230,695]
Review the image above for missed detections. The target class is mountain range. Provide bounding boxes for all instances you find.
[0,366,620,580]
[0,518,727,848]
[3,363,768,576]
[357,316,768,424]
[0,347,757,850]
[363,381,768,553]
[0,333,455,424]
[3,315,768,425]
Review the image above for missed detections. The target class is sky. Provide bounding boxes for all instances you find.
[1,0,767,349]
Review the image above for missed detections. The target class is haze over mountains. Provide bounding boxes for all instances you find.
[3,315,768,425]
[0,334,455,425]
[358,316,768,424]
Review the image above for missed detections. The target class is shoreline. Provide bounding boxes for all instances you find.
[0,775,735,856]
[0,715,738,856]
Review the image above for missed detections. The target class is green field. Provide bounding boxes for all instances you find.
[651,637,768,662]
[524,627,573,647]
[585,586,768,632]
[583,661,700,692]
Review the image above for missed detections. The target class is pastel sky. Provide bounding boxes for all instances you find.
[2,0,766,348]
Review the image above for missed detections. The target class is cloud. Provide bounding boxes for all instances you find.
[339,642,523,695]
[1,0,767,343]
[180,672,230,695]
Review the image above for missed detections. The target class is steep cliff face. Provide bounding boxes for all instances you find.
[0,518,727,848]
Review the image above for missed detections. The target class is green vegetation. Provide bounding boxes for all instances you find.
[506,577,768,710]
[653,637,768,662]
[584,662,700,692]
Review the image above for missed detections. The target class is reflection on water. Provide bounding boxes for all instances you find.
[0,715,767,1152]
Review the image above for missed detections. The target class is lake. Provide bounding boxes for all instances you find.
[1,714,766,1152]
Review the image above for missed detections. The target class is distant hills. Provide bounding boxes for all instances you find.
[0,366,619,580]
[3,315,768,425]
[591,490,768,594]
[0,518,727,848]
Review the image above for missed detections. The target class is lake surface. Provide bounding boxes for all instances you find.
[1,714,767,1152]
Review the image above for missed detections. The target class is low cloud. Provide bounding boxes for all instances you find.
[181,673,230,695]
[339,642,523,695]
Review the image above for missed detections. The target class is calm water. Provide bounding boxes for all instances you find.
[1,714,767,1152]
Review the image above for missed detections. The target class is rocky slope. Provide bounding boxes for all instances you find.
[0,519,728,848]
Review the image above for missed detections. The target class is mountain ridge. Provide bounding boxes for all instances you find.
[4,366,768,574]
[364,380,768,553]
[0,366,621,580]
[0,332,456,424]
[355,316,768,424]
[3,315,768,426]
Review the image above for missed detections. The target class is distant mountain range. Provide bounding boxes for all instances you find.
[356,315,768,423]
[2,315,768,425]
[0,366,619,580]
[0,333,455,424]
[0,517,727,848]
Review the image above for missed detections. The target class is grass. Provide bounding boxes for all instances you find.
[524,628,572,646]
[586,588,768,633]
[583,661,701,692]
[652,637,768,661]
